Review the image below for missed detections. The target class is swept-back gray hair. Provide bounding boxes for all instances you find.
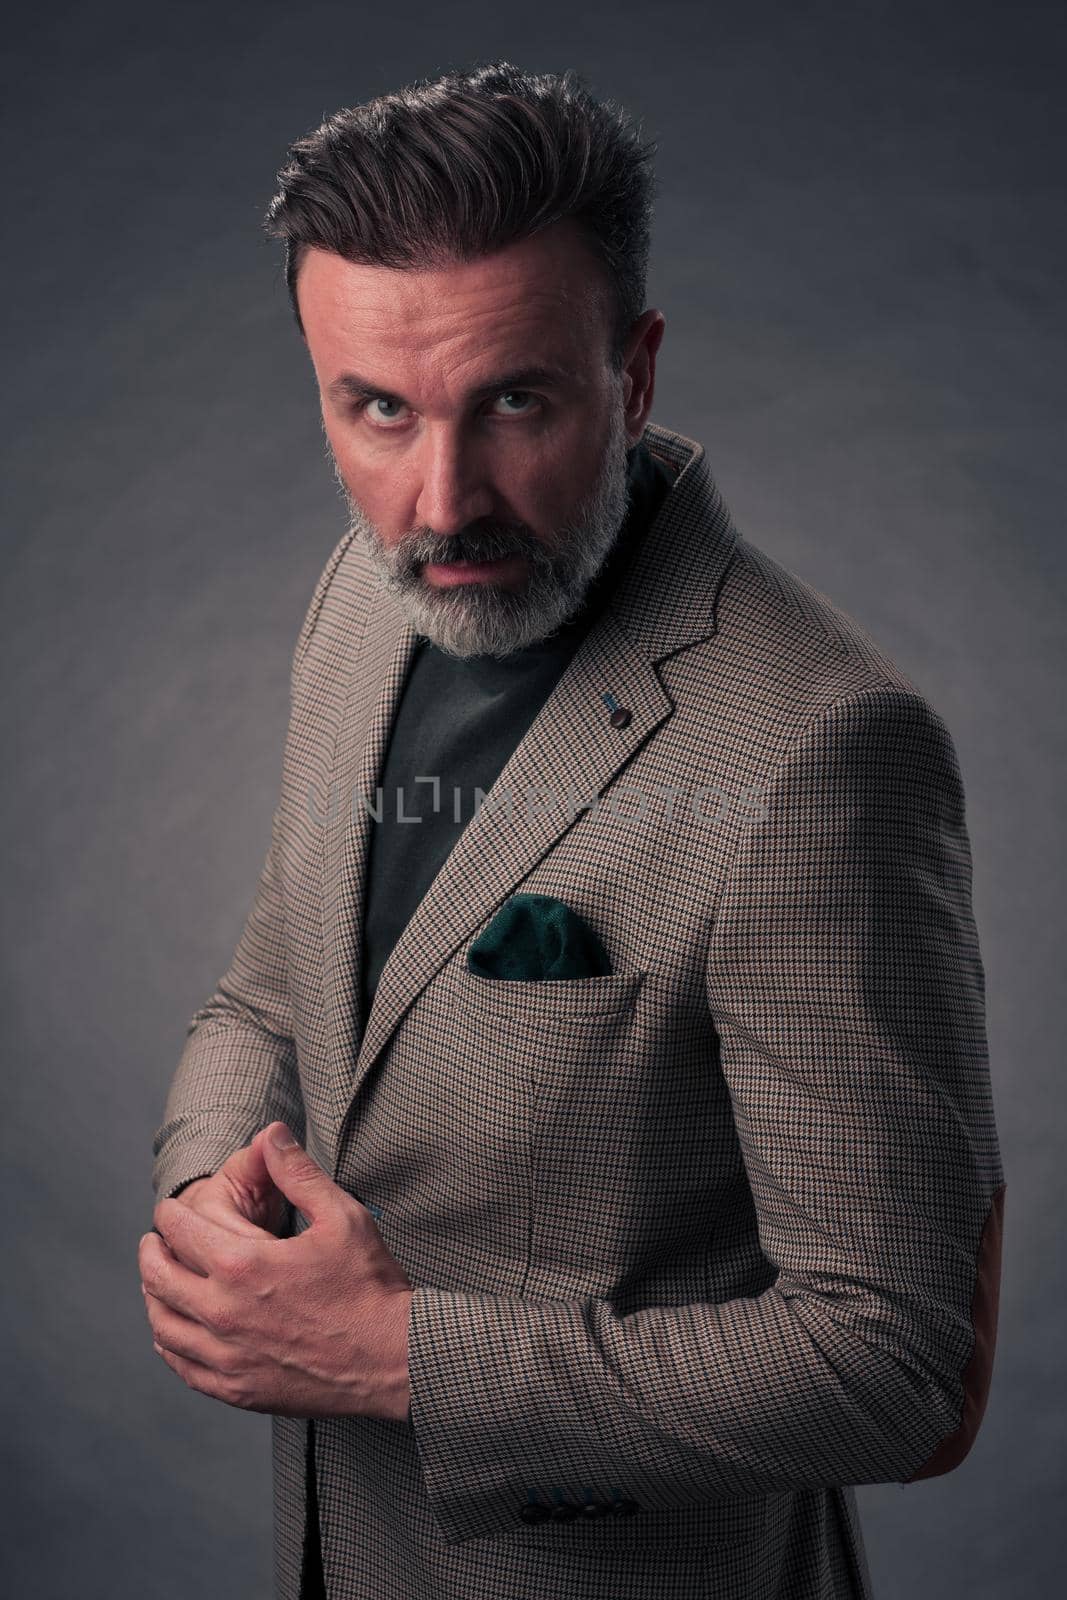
[263,59,658,369]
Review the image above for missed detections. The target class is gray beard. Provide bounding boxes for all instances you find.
[332,400,633,661]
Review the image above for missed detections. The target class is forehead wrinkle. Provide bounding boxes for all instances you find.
[349,288,577,354]
[334,302,590,407]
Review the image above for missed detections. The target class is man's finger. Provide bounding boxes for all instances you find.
[187,1186,278,1240]
[151,1196,261,1279]
[255,1123,340,1227]
[214,1143,289,1235]
[139,1230,221,1325]
[221,1138,276,1199]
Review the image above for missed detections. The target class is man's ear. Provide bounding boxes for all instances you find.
[622,309,666,443]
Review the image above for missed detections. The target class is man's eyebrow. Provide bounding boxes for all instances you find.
[326,364,580,406]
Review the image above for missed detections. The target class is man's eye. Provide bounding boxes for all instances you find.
[492,390,538,416]
[357,391,540,425]
[364,397,407,424]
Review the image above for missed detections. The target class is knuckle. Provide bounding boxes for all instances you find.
[216,1247,254,1287]
[218,1372,249,1407]
[208,1301,241,1339]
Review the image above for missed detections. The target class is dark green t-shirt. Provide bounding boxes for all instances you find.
[359,436,677,1022]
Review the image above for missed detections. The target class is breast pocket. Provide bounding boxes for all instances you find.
[455,962,647,1020]
[449,958,701,1293]
[371,958,646,1293]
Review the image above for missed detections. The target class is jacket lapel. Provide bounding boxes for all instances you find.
[320,422,740,1142]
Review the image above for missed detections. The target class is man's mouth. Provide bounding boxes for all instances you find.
[422,553,527,588]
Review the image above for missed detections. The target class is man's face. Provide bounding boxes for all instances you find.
[296,220,660,658]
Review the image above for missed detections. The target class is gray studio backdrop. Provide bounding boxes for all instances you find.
[3,2,1060,1596]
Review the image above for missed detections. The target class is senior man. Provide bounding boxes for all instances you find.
[144,59,1005,1600]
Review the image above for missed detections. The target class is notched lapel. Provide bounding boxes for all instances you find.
[318,423,741,1150]
[352,609,675,1093]
[320,584,416,1146]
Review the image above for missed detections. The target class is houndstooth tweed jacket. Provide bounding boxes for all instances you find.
[152,420,1005,1600]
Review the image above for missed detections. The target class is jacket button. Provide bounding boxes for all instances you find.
[518,1502,551,1524]
[609,707,632,729]
[550,1500,580,1521]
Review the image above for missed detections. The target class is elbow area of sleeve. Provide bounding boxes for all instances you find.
[901,1178,1005,1482]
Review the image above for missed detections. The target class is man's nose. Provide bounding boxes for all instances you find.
[414,431,494,536]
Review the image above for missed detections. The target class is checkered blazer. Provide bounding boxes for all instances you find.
[152,420,1005,1600]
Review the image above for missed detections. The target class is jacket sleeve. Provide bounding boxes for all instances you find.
[404,682,1005,1545]
[150,816,306,1202]
[150,530,357,1204]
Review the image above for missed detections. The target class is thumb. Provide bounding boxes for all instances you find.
[255,1122,338,1224]
[228,1133,274,1193]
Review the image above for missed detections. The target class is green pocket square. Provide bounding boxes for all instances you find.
[466,893,614,981]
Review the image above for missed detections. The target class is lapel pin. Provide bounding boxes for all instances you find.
[602,691,632,729]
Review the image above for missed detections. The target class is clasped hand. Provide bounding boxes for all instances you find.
[138,1122,413,1423]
